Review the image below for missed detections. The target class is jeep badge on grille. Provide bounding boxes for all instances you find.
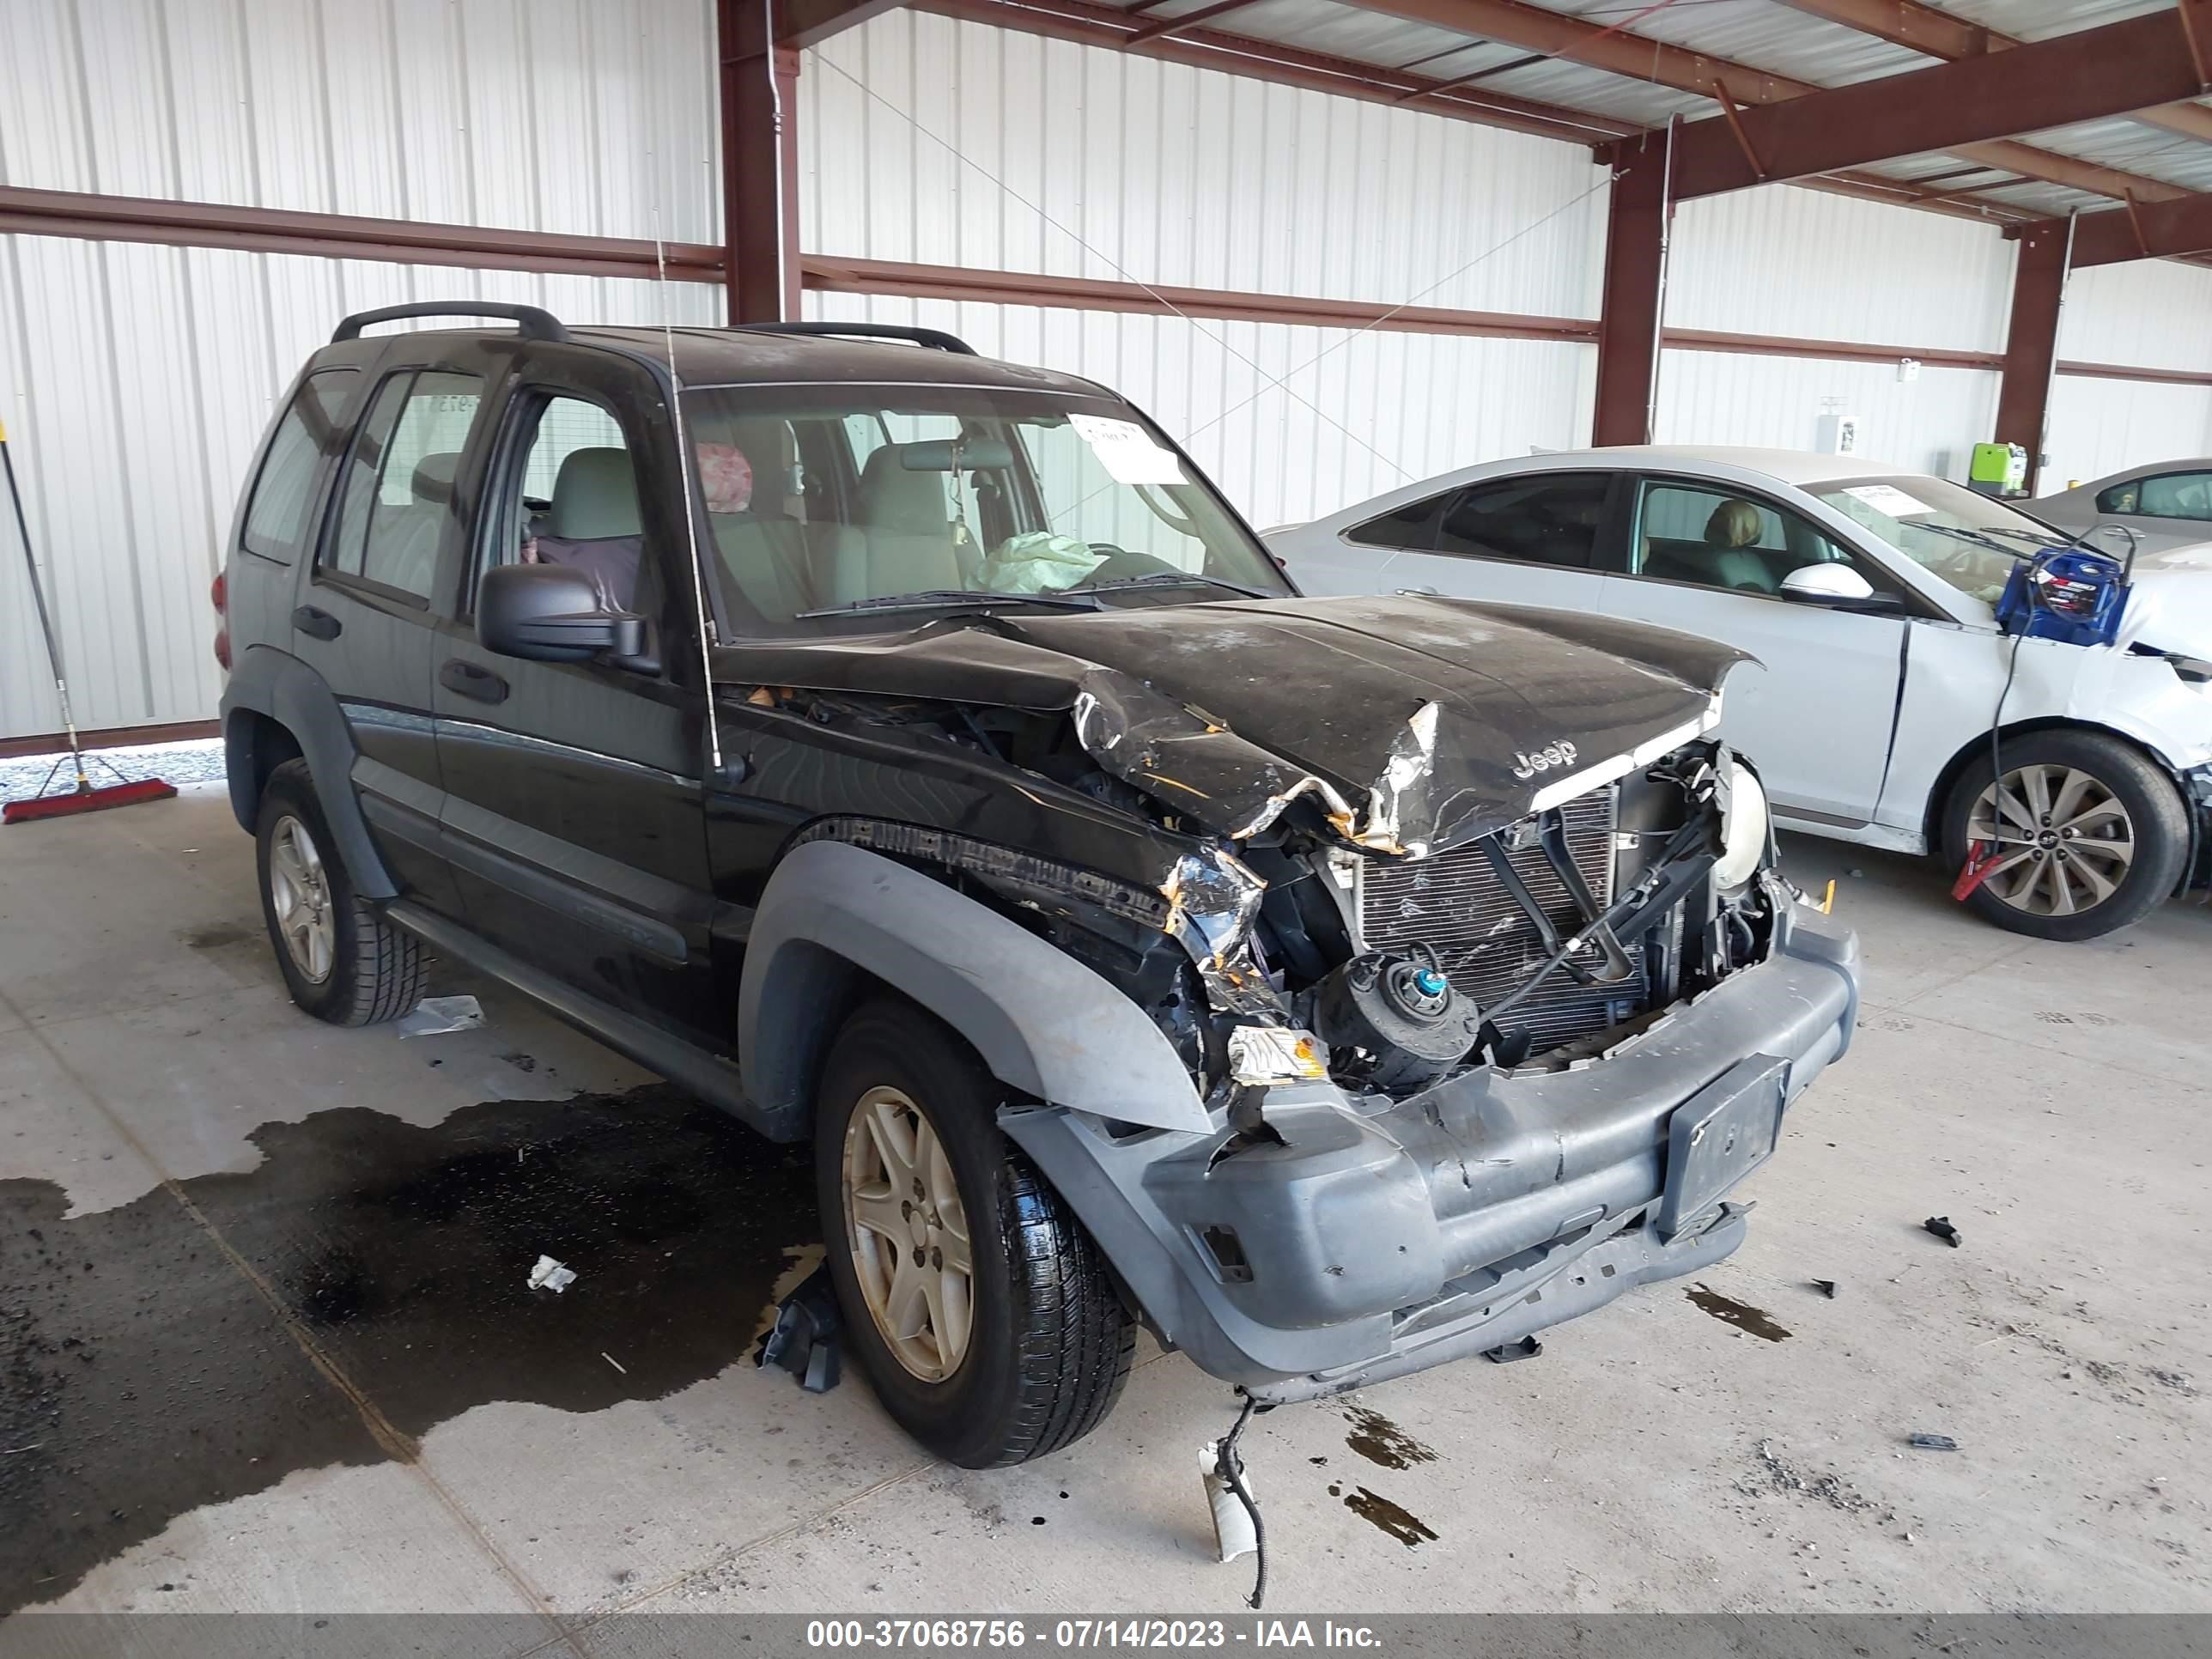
[1511,740,1578,781]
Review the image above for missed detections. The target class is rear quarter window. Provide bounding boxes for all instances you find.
[239,368,358,563]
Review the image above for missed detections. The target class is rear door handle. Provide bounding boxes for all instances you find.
[292,605,343,641]
[1395,585,1440,597]
[440,658,508,704]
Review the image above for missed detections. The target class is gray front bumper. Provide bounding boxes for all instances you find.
[1000,909,1859,1404]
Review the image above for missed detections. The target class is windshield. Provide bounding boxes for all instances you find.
[1809,475,2069,606]
[679,385,1291,635]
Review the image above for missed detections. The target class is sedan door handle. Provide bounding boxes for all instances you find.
[292,605,343,641]
[440,658,508,704]
[1395,585,1440,597]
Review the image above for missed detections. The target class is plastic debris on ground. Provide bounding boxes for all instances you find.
[528,1255,578,1294]
[1812,1279,1838,1299]
[1923,1215,1963,1248]
[397,995,484,1038]
[755,1264,842,1393]
[1907,1432,1960,1451]
[1200,1440,1259,1564]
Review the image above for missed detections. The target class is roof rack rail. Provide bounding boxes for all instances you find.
[331,302,568,344]
[730,320,977,356]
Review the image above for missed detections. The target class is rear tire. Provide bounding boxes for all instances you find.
[1939,729,2188,941]
[815,997,1134,1467]
[255,758,427,1024]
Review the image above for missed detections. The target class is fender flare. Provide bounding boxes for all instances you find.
[737,840,1211,1139]
[219,643,397,900]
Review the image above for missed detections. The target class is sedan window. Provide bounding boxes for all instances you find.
[1630,481,1869,597]
[1430,474,1613,568]
[2136,471,2212,521]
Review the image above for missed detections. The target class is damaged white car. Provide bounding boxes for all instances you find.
[1274,446,2212,940]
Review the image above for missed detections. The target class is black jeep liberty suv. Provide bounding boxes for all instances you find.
[216,303,1860,1467]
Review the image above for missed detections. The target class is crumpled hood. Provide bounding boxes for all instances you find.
[712,593,1744,854]
[1003,595,1742,852]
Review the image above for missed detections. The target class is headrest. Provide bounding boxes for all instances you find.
[550,447,641,540]
[1705,498,1764,549]
[898,437,1015,471]
[696,442,753,514]
[411,452,459,506]
[860,445,955,536]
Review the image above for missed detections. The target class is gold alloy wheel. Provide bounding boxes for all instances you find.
[268,814,336,984]
[1967,763,2136,918]
[841,1085,975,1382]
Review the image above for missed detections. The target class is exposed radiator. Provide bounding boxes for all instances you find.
[1356,788,1650,1054]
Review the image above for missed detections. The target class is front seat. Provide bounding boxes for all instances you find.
[378,452,459,597]
[533,447,644,611]
[1700,498,1778,592]
[834,443,965,604]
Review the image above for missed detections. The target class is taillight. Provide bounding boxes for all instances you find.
[211,567,230,670]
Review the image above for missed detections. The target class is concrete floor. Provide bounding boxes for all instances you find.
[3,784,2209,1637]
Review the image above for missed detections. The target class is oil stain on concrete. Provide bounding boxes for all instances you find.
[1686,1283,1791,1342]
[1340,1486,1439,1547]
[1340,1404,1437,1471]
[0,1083,817,1615]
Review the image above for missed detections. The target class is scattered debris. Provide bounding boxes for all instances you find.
[1923,1216,1963,1248]
[1907,1433,1960,1451]
[1812,1279,1838,1299]
[527,1255,577,1294]
[1,1445,42,1456]
[755,1265,842,1393]
[1340,1404,1437,1470]
[397,995,484,1039]
[1686,1283,1792,1341]
[601,1352,627,1376]
[1341,1486,1438,1547]
[1484,1335,1543,1364]
[1742,1438,1877,1514]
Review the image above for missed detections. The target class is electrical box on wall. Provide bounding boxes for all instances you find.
[1815,410,1862,455]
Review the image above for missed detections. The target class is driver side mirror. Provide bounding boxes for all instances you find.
[1780,562,1900,611]
[478,562,647,663]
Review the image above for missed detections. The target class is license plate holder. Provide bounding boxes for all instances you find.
[1657,1055,1787,1239]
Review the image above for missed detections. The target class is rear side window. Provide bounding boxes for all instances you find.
[320,369,482,599]
[1433,473,1613,568]
[1345,494,1445,550]
[2135,471,2212,521]
[239,368,357,562]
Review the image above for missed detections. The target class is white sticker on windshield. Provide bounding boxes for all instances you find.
[1070,413,1186,486]
[1841,483,1933,520]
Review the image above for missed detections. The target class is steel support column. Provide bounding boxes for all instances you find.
[1994,220,2071,494]
[1592,142,1671,448]
[719,0,802,324]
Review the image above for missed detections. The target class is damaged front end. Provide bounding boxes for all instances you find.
[998,673,1859,1402]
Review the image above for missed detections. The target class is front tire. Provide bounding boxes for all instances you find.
[1940,729,2188,941]
[815,998,1134,1467]
[255,758,427,1024]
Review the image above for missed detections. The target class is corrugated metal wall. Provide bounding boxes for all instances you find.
[0,247,719,740]
[0,0,721,741]
[799,11,1608,317]
[803,290,1597,531]
[2043,261,2212,489]
[6,0,2212,742]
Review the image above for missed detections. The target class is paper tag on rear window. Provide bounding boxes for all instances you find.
[1070,414,1185,486]
[1841,483,1932,520]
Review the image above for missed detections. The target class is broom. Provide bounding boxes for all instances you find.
[2,419,178,824]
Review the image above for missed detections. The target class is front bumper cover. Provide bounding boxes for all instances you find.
[1000,908,1860,1404]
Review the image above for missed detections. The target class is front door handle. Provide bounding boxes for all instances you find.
[1395,585,1440,597]
[293,605,343,641]
[440,658,508,704]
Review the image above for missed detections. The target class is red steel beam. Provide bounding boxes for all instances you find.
[1591,138,1670,447]
[1994,220,2071,493]
[1640,9,2212,201]
[1343,0,2193,207]
[0,185,724,280]
[907,0,1640,145]
[1769,0,2212,148]
[2056,190,2212,266]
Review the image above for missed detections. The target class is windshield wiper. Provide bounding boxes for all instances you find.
[1069,571,1277,599]
[793,588,1101,620]
[1974,524,2071,549]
